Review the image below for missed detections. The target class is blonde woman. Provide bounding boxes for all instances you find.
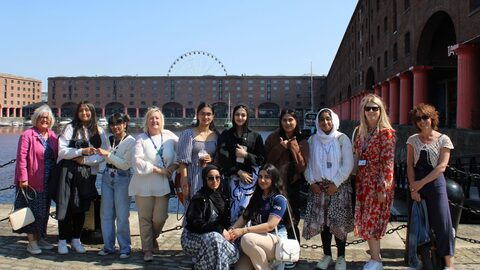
[353,94,396,270]
[129,107,178,261]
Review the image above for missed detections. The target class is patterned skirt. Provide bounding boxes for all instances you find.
[181,229,239,270]
[302,181,354,241]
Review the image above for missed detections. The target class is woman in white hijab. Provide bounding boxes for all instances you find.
[302,108,354,270]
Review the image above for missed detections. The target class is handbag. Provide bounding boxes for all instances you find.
[9,187,36,230]
[274,202,301,263]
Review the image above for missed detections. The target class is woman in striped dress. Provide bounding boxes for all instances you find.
[177,102,218,202]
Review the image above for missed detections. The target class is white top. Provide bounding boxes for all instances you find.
[104,134,136,170]
[58,124,109,175]
[304,133,354,187]
[129,130,178,197]
[407,133,454,167]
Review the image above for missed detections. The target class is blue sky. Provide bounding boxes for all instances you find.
[0,1,357,90]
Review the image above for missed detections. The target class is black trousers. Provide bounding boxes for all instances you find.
[321,226,346,257]
[58,209,85,241]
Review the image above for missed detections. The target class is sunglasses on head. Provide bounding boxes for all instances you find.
[207,175,222,181]
[364,106,380,112]
[415,115,430,122]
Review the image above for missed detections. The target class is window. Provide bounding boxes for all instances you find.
[404,32,411,55]
[383,17,388,35]
[377,57,381,71]
[392,0,397,32]
[384,51,388,68]
[404,0,410,10]
[393,43,398,62]
[377,26,380,41]
[470,0,480,12]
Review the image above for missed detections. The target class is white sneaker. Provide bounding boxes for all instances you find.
[38,238,54,250]
[316,255,334,270]
[363,259,383,270]
[58,240,69,254]
[71,238,86,253]
[335,256,347,270]
[27,241,42,255]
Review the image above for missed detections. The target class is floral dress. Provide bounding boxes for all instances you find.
[353,128,395,240]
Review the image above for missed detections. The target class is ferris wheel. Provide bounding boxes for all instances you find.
[167,51,228,76]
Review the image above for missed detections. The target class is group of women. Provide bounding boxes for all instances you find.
[13,94,456,270]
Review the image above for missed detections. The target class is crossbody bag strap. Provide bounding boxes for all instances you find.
[274,196,297,241]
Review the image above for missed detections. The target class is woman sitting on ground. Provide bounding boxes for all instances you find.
[229,163,289,270]
[181,164,239,270]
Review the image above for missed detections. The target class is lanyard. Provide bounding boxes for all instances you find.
[361,127,377,153]
[111,134,126,154]
[147,132,166,168]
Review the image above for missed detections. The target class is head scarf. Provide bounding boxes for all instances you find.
[309,108,341,182]
[200,164,225,213]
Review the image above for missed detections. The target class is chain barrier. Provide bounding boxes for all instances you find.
[0,159,16,168]
[0,185,15,192]
[449,200,480,216]
[447,166,480,181]
[456,235,480,244]
[300,224,407,249]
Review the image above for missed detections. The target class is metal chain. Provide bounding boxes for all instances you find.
[0,185,15,192]
[447,166,480,180]
[456,235,480,244]
[300,224,407,249]
[0,159,16,168]
[448,200,480,216]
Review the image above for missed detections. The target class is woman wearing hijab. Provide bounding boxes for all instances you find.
[181,165,239,270]
[216,104,265,223]
[302,108,354,270]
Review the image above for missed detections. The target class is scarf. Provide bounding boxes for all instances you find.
[308,108,341,182]
[200,165,225,213]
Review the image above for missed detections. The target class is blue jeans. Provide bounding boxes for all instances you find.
[100,168,132,254]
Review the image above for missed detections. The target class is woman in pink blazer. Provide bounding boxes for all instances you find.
[14,105,58,255]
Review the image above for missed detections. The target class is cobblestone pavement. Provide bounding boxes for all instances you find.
[0,204,479,269]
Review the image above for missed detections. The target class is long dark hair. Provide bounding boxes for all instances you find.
[231,104,249,134]
[278,109,301,140]
[243,163,288,222]
[195,102,216,131]
[71,100,99,138]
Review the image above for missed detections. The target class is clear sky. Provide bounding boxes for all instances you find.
[0,1,357,90]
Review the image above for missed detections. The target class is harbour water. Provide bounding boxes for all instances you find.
[0,126,273,211]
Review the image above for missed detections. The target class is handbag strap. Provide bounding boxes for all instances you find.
[274,197,297,241]
[10,187,37,213]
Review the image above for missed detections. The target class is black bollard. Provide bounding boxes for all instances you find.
[81,195,103,244]
[446,178,465,233]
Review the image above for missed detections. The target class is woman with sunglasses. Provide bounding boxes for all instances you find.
[181,165,239,270]
[407,103,455,270]
[217,104,265,223]
[353,94,395,270]
[130,107,178,261]
[229,163,289,270]
[96,113,135,259]
[303,108,354,270]
[177,102,218,202]
[264,108,308,268]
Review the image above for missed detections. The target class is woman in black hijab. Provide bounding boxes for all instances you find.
[181,165,239,270]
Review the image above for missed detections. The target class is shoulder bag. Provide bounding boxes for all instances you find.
[9,187,36,230]
[274,201,301,263]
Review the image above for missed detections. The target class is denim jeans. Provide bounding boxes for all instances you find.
[100,168,132,254]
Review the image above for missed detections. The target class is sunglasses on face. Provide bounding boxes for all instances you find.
[207,175,222,181]
[415,115,430,122]
[364,106,380,112]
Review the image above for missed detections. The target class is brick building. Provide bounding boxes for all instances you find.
[48,75,327,119]
[0,74,42,118]
[327,0,480,129]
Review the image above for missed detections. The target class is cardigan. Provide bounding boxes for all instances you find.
[14,127,58,192]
